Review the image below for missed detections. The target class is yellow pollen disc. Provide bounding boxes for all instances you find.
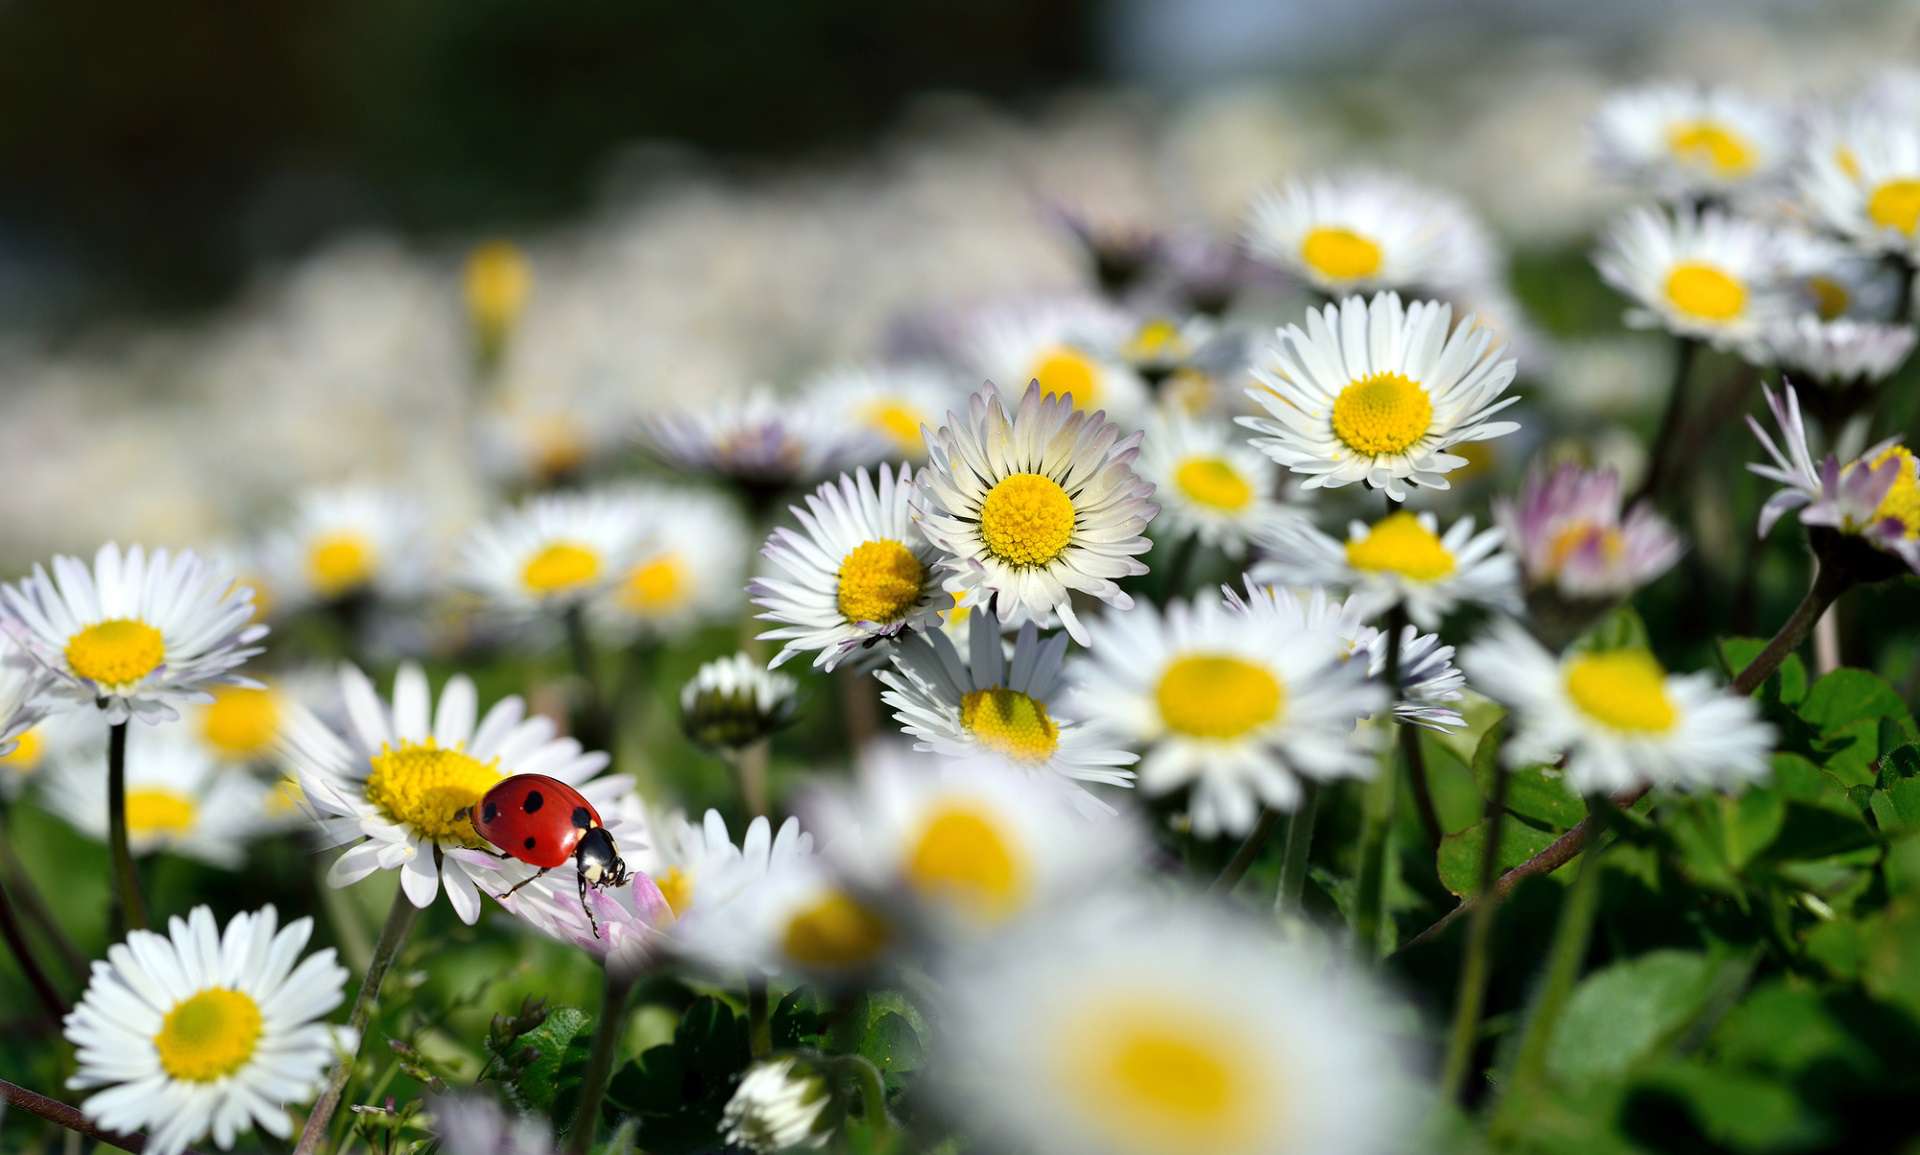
[960,688,1060,763]
[1545,522,1626,574]
[836,539,926,625]
[125,788,198,838]
[364,739,503,843]
[1868,178,1920,236]
[306,532,376,598]
[1056,1002,1264,1152]
[65,619,166,690]
[781,890,891,969]
[1330,372,1433,456]
[1156,655,1285,740]
[620,554,688,614]
[465,241,531,336]
[265,776,304,817]
[154,988,263,1083]
[904,804,1026,920]
[1663,261,1748,322]
[1807,275,1851,321]
[858,399,928,455]
[1867,446,1920,538]
[1665,120,1756,176]
[1564,650,1677,733]
[1173,457,1254,512]
[521,541,602,595]
[978,473,1076,568]
[200,685,281,760]
[1126,319,1187,362]
[0,727,44,774]
[1299,225,1383,281]
[1025,345,1102,409]
[1344,512,1457,582]
[656,866,693,918]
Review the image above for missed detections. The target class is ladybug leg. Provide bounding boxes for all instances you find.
[496,866,552,901]
[474,846,515,860]
[578,871,601,939]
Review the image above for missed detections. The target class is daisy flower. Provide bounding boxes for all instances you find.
[1139,410,1298,557]
[1238,292,1521,501]
[1593,205,1787,353]
[1775,227,1904,323]
[464,239,532,352]
[915,382,1158,643]
[0,638,50,759]
[1764,316,1917,388]
[432,1095,558,1155]
[1462,620,1773,795]
[1242,171,1495,296]
[1590,84,1789,197]
[723,1058,835,1154]
[2,544,266,725]
[641,387,882,494]
[936,898,1409,1155]
[751,464,953,671]
[283,662,611,924]
[258,485,427,613]
[878,619,1136,795]
[1801,114,1920,260]
[680,653,800,751]
[1070,593,1384,837]
[1494,462,1682,601]
[1251,510,1520,629]
[457,491,645,617]
[0,705,93,800]
[636,808,817,926]
[185,673,324,769]
[1746,384,1920,575]
[965,300,1151,425]
[672,853,897,983]
[802,362,961,463]
[589,486,749,643]
[42,732,274,868]
[65,905,351,1155]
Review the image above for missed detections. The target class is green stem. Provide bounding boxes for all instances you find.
[833,1054,895,1135]
[293,886,421,1155]
[748,977,772,1059]
[562,603,612,755]
[1438,750,1510,1103]
[1273,782,1322,915]
[0,873,65,1024]
[1160,531,1201,601]
[566,967,635,1155]
[733,742,770,819]
[1627,335,1698,508]
[1732,562,1852,696]
[0,802,86,975]
[106,721,148,934]
[1351,610,1406,957]
[1207,808,1279,894]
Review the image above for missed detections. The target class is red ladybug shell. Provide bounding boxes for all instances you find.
[473,774,603,869]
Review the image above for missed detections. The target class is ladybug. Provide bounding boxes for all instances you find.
[468,774,630,937]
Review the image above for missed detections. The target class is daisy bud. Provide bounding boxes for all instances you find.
[680,654,799,751]
[721,1057,836,1153]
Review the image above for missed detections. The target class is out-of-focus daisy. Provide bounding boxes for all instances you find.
[1139,410,1297,557]
[751,465,953,671]
[1463,620,1773,795]
[2,544,266,725]
[464,240,532,355]
[1115,315,1224,387]
[878,620,1136,796]
[1802,116,1920,260]
[1764,316,1917,388]
[1070,593,1383,837]
[1494,462,1682,602]
[0,706,93,799]
[679,653,800,751]
[432,1094,558,1155]
[283,662,610,924]
[1747,384,1920,575]
[0,639,50,759]
[1594,206,1786,353]
[1239,292,1521,502]
[641,388,882,495]
[65,905,351,1155]
[634,809,815,926]
[1048,200,1163,297]
[673,854,896,983]
[258,486,427,614]
[916,383,1157,643]
[936,899,1409,1155]
[474,387,629,490]
[1590,84,1788,197]
[589,486,749,644]
[722,1057,835,1154]
[185,672,338,769]
[1252,510,1520,629]
[457,491,644,617]
[1775,227,1904,323]
[965,301,1151,425]
[807,747,1144,936]
[803,363,959,463]
[43,733,273,868]
[1242,171,1495,296]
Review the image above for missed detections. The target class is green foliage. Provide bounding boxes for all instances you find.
[605,996,752,1153]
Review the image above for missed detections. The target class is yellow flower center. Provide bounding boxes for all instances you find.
[306,532,376,598]
[836,540,926,625]
[199,685,281,761]
[1299,225,1383,281]
[465,241,531,337]
[1155,655,1285,740]
[363,739,503,843]
[656,865,693,918]
[1545,522,1626,575]
[1867,446,1920,537]
[857,399,928,455]
[1807,275,1851,321]
[65,619,166,690]
[1125,319,1188,362]
[780,890,891,969]
[1563,650,1677,733]
[1344,512,1457,582]
[1868,178,1920,235]
[520,541,602,596]
[1663,261,1747,322]
[0,727,44,774]
[154,988,263,1083]
[619,554,688,614]
[904,804,1026,920]
[265,776,304,817]
[960,688,1060,763]
[126,788,198,838]
[1665,120,1756,176]
[1056,1001,1266,1154]
[1330,372,1432,456]
[978,473,1076,567]
[1173,457,1254,512]
[1025,345,1103,410]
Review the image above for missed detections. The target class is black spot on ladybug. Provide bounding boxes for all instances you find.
[523,836,537,851]
[482,801,498,824]
[522,791,544,813]
[572,807,592,830]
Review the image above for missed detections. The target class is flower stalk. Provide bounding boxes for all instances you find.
[565,966,636,1155]
[1438,723,1509,1103]
[106,720,148,934]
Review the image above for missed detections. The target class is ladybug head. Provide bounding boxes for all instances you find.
[575,826,629,890]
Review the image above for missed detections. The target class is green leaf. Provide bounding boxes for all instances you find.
[859,1011,925,1082]
[1545,950,1718,1082]
[1504,766,1586,830]
[602,997,752,1154]
[1718,637,1806,705]
[1710,981,1874,1078]
[1420,731,1482,836]
[1861,899,1920,1021]
[1799,668,1911,737]
[1436,816,1558,898]
[502,1006,591,1114]
[1574,606,1650,653]
[772,986,829,1050]
[1626,1059,1829,1152]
